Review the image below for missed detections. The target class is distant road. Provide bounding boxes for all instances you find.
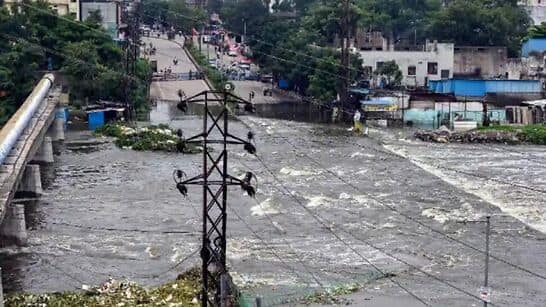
[144,36,210,101]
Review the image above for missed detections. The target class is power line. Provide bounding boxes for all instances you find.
[17,3,196,67]
[167,8,546,283]
[138,5,365,74]
[50,221,197,235]
[242,116,546,281]
[181,165,320,295]
[252,153,493,306]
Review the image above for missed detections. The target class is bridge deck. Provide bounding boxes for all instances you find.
[0,87,61,222]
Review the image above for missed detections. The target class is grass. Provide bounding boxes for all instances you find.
[5,268,201,307]
[476,124,546,145]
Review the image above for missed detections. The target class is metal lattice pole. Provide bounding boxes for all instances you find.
[174,89,256,306]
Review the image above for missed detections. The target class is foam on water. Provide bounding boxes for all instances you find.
[250,198,280,217]
[279,167,316,177]
[304,195,336,208]
[383,143,546,233]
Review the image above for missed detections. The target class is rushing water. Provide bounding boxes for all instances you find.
[1,100,545,306]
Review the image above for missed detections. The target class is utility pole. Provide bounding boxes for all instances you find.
[339,0,351,118]
[174,88,256,306]
[483,216,491,307]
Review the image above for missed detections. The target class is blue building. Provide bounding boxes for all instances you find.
[429,79,542,97]
[522,38,546,57]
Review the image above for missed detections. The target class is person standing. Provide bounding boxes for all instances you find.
[353,109,362,134]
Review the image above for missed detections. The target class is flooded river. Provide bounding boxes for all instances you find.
[1,100,545,306]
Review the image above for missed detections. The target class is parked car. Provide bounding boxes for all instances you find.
[239,63,251,71]
[208,59,218,69]
[260,74,273,83]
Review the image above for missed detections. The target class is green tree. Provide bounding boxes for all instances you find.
[427,0,530,56]
[524,22,546,40]
[86,9,103,26]
[221,0,269,39]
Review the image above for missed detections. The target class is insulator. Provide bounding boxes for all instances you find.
[244,142,256,154]
[177,101,188,112]
[176,129,183,138]
[176,182,187,197]
[176,140,186,153]
[247,131,254,140]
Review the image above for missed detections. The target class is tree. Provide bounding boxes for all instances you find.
[427,0,530,56]
[86,9,103,26]
[524,22,546,40]
[374,60,402,88]
[221,0,269,39]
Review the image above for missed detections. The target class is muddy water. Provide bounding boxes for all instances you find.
[1,100,545,306]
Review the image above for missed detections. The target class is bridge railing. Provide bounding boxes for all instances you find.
[0,74,54,165]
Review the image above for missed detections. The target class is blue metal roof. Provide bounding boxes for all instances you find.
[360,97,396,105]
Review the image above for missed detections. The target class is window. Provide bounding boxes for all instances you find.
[441,69,450,79]
[408,66,416,76]
[376,61,385,70]
[427,62,438,75]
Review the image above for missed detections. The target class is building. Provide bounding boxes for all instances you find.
[454,46,509,79]
[79,0,121,38]
[519,0,546,25]
[3,0,80,18]
[359,40,454,88]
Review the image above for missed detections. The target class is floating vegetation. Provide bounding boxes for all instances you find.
[6,268,201,306]
[95,123,202,153]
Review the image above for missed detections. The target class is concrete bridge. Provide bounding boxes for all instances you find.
[0,74,65,247]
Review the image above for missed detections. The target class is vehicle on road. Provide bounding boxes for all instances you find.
[228,50,238,57]
[239,63,251,71]
[260,74,273,83]
[208,59,218,69]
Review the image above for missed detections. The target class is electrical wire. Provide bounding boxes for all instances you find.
[243,116,546,281]
[166,12,546,283]
[17,3,197,68]
[252,153,495,306]
[138,5,364,74]
[49,221,197,235]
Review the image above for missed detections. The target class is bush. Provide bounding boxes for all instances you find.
[95,123,202,153]
[522,124,546,145]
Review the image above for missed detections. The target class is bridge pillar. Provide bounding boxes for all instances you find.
[33,136,54,164]
[49,108,65,142]
[0,204,27,246]
[18,164,43,197]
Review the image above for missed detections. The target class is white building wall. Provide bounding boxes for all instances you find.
[359,42,454,87]
[519,0,546,25]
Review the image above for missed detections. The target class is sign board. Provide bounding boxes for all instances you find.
[479,287,492,303]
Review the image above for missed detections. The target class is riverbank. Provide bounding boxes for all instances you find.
[414,124,546,145]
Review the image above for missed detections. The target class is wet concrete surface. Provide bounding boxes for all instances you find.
[1,100,545,307]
